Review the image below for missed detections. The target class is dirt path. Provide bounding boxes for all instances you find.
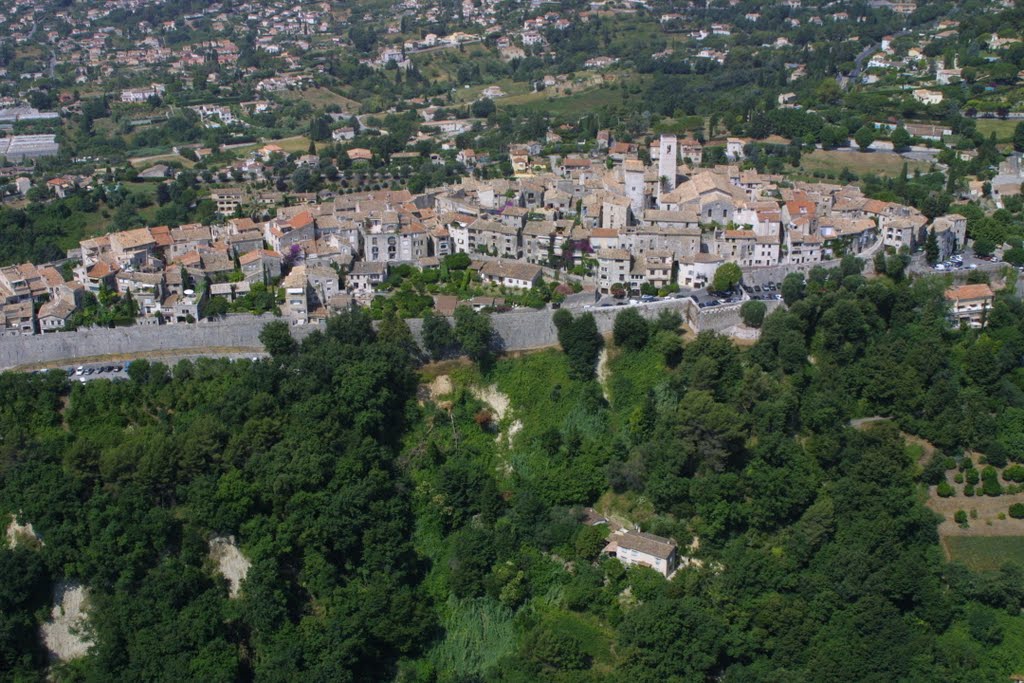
[849,416,891,429]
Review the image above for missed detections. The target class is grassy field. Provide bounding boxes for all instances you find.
[504,84,626,116]
[944,536,1024,572]
[129,153,195,169]
[799,149,933,178]
[653,115,707,137]
[452,78,534,104]
[976,117,1019,142]
[606,345,665,418]
[229,135,313,157]
[280,87,360,111]
[411,43,492,85]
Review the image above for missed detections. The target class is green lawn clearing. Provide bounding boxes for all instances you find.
[944,536,1024,572]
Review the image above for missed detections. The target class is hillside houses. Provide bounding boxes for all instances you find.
[0,119,964,335]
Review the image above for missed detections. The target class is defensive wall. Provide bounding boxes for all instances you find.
[741,259,842,286]
[0,298,748,370]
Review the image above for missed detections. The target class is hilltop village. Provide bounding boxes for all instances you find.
[0,0,1022,334]
[0,132,975,333]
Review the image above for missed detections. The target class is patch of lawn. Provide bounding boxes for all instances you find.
[976,117,1019,142]
[800,149,932,178]
[945,536,1024,572]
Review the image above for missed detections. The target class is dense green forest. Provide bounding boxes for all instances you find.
[3,265,1024,681]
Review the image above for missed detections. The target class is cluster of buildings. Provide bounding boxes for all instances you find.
[0,123,976,335]
[431,133,966,293]
[0,134,59,162]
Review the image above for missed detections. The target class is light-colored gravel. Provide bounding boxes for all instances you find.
[40,581,93,662]
[209,536,251,598]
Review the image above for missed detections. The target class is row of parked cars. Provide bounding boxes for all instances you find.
[68,364,127,380]
[934,254,977,272]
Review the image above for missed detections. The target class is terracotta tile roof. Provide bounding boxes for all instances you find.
[945,284,993,301]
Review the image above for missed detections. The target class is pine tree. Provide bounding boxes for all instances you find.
[925,227,940,265]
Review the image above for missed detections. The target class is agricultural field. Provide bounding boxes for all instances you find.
[975,117,1020,142]
[944,536,1024,572]
[504,83,629,116]
[799,149,934,178]
[279,87,360,112]
[129,153,195,169]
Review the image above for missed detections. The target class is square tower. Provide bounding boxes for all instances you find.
[658,134,677,195]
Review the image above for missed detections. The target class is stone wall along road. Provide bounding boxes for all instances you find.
[1,297,759,371]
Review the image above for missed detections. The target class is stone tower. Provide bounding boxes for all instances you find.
[624,159,645,222]
[658,134,678,196]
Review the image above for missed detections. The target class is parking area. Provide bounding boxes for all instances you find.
[53,363,131,382]
[741,280,783,303]
[577,286,761,312]
[911,248,1004,276]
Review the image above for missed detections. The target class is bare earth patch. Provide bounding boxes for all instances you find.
[596,347,610,401]
[926,454,1024,563]
[6,515,43,549]
[722,324,760,345]
[470,384,521,443]
[209,536,251,598]
[426,374,453,401]
[40,582,93,662]
[927,483,1024,541]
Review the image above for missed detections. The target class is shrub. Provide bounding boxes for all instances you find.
[982,466,1003,496]
[1009,503,1024,519]
[921,455,952,485]
[1003,464,1024,483]
[613,308,650,351]
[653,309,682,332]
[965,467,979,485]
[954,473,964,484]
[954,510,968,525]
[937,481,955,497]
[965,484,975,497]
[740,300,767,328]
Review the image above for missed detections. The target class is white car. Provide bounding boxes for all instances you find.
[75,366,84,375]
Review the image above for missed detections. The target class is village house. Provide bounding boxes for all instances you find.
[595,248,631,294]
[604,529,679,578]
[479,259,544,290]
[37,297,76,332]
[239,249,283,283]
[449,218,522,259]
[282,265,310,325]
[945,283,994,328]
[930,213,967,261]
[348,260,388,293]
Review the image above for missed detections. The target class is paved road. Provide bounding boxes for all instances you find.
[845,28,913,88]
[21,353,268,377]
